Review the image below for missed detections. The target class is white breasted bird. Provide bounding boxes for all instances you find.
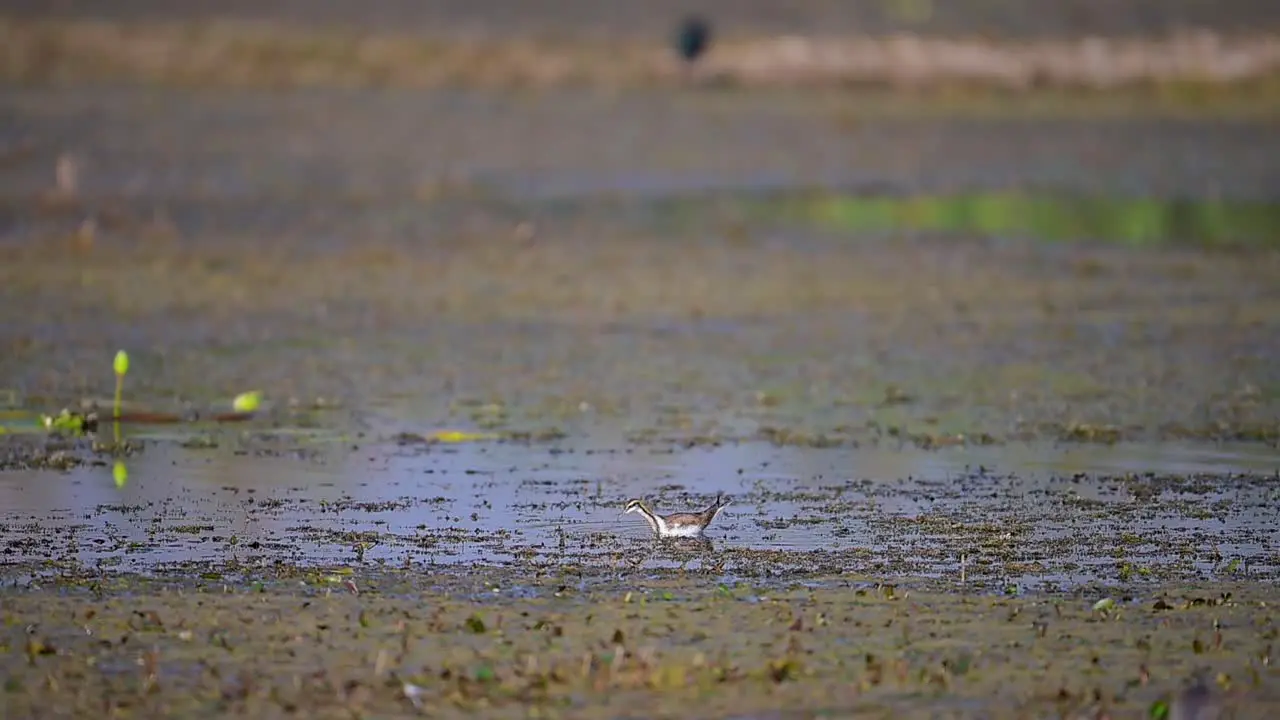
[622,493,730,538]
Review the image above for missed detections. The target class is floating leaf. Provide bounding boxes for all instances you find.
[232,391,262,413]
[430,429,498,444]
[113,350,130,376]
[43,409,84,433]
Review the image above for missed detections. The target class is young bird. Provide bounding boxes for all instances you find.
[622,493,730,538]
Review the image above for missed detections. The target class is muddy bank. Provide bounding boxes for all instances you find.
[0,570,1276,718]
[3,19,1280,91]
[3,219,1278,449]
[4,0,1280,39]
[1,85,1275,462]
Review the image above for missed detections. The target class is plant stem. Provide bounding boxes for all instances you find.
[113,373,123,444]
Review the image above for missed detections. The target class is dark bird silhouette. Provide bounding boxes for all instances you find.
[674,15,712,66]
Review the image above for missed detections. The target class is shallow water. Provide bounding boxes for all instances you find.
[4,426,1275,590]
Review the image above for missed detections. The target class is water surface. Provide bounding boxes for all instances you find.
[3,428,1275,591]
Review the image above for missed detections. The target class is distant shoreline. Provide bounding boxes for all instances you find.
[2,18,1278,91]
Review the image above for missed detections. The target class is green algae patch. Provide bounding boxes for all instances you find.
[792,192,1280,247]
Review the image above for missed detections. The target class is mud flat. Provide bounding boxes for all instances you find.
[1,9,1279,716]
[0,569,1276,718]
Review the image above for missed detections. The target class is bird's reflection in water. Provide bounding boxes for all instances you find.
[661,536,716,553]
[618,535,719,573]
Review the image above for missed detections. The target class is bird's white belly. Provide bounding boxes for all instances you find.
[659,524,704,538]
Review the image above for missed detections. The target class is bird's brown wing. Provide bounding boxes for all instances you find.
[662,512,705,527]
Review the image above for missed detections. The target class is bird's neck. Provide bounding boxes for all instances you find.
[636,504,665,535]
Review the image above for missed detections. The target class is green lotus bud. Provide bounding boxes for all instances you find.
[233,391,262,413]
